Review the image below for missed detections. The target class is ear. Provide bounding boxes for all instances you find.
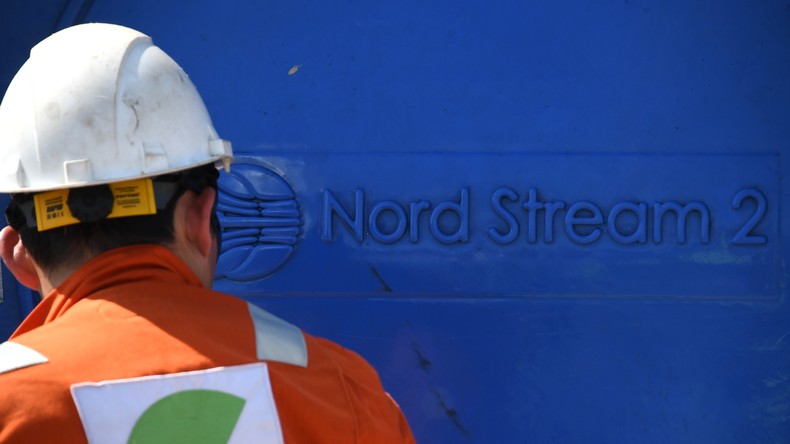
[0,226,42,290]
[180,187,217,259]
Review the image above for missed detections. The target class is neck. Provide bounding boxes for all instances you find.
[36,243,213,296]
[35,259,86,296]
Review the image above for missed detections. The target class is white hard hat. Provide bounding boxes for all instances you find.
[0,23,232,193]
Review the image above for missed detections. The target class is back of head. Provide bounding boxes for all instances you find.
[0,23,233,272]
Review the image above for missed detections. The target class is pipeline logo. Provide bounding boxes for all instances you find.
[214,160,301,281]
[71,363,283,443]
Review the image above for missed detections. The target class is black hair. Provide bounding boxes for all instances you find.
[6,164,220,272]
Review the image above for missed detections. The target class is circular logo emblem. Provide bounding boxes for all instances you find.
[214,159,301,282]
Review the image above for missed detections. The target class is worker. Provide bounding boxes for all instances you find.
[0,23,415,443]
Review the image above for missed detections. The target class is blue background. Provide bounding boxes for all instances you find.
[1,1,789,442]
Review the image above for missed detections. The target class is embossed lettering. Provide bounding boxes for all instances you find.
[322,188,469,244]
[409,201,431,243]
[652,201,710,244]
[322,189,363,242]
[496,188,565,244]
[731,188,768,245]
[369,201,407,243]
[430,188,470,244]
[565,201,603,244]
[521,188,545,243]
[543,201,566,243]
[609,202,647,244]
[324,186,753,247]
[489,187,519,244]
[489,188,715,245]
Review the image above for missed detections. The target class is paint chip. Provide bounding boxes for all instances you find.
[288,65,301,75]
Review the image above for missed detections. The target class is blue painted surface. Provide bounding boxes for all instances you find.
[1,0,789,442]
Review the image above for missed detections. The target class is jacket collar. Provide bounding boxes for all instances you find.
[10,244,202,338]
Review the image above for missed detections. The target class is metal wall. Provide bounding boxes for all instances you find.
[1,1,789,442]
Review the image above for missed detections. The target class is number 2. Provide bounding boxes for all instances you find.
[731,188,767,245]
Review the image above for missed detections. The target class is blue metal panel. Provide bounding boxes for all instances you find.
[1,0,789,442]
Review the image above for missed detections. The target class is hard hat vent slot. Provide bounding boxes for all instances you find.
[143,141,169,172]
[64,159,92,184]
[209,139,231,157]
[15,160,28,188]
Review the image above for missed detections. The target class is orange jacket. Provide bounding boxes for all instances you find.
[0,245,414,443]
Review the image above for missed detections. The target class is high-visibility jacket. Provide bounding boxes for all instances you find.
[0,245,415,443]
